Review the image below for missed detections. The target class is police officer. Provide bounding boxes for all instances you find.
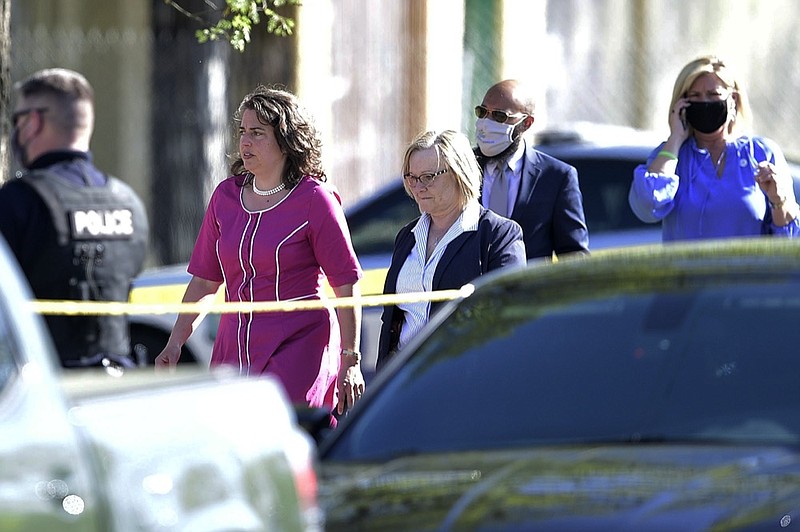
[0,68,149,369]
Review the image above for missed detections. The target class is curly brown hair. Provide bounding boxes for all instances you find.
[230,85,326,188]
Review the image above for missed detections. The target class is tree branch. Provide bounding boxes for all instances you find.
[164,0,299,52]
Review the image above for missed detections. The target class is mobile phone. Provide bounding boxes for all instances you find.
[679,108,687,131]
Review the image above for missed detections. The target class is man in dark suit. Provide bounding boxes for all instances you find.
[475,79,589,259]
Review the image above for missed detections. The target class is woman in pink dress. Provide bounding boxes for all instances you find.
[156,86,365,414]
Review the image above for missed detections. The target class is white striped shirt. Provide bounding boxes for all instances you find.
[395,201,481,350]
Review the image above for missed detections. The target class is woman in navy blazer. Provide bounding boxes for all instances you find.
[376,130,526,370]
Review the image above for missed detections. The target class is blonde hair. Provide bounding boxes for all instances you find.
[401,130,481,210]
[669,55,752,136]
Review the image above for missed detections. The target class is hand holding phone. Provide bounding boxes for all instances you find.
[668,99,691,144]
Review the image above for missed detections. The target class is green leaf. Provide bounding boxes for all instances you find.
[168,0,300,51]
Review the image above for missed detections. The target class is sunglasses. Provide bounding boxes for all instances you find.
[12,107,48,128]
[474,105,526,124]
[403,168,448,187]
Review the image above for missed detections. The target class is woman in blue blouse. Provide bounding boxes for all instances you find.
[629,55,799,241]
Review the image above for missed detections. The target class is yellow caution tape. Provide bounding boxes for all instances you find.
[127,267,390,304]
[26,285,475,316]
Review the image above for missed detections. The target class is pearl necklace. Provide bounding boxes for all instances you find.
[252,180,286,196]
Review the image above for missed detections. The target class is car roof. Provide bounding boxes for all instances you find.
[468,238,800,299]
[538,142,653,162]
[533,121,664,149]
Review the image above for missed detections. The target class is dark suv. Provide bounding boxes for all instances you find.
[347,124,800,257]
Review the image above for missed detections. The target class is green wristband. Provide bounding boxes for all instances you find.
[658,149,678,160]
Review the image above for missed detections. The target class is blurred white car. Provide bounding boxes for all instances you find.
[0,234,321,531]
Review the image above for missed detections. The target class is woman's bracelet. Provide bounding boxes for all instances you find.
[658,149,678,160]
[768,196,788,209]
[341,348,361,364]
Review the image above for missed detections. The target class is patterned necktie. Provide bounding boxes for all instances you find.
[488,165,508,216]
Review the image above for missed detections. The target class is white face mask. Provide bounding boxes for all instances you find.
[475,118,516,157]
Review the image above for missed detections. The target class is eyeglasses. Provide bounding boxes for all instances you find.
[403,168,448,187]
[12,107,48,128]
[474,105,526,124]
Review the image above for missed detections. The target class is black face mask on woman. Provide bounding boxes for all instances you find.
[685,100,728,134]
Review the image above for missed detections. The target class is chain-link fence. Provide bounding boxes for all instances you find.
[542,0,800,161]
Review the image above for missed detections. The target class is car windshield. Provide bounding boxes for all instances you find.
[326,273,800,461]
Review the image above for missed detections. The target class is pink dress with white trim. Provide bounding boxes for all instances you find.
[188,175,362,408]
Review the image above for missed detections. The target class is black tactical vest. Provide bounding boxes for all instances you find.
[22,170,148,366]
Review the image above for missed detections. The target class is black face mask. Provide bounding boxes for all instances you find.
[685,100,728,134]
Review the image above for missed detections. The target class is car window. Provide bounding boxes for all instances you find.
[326,279,800,461]
[348,187,419,256]
[566,158,649,233]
